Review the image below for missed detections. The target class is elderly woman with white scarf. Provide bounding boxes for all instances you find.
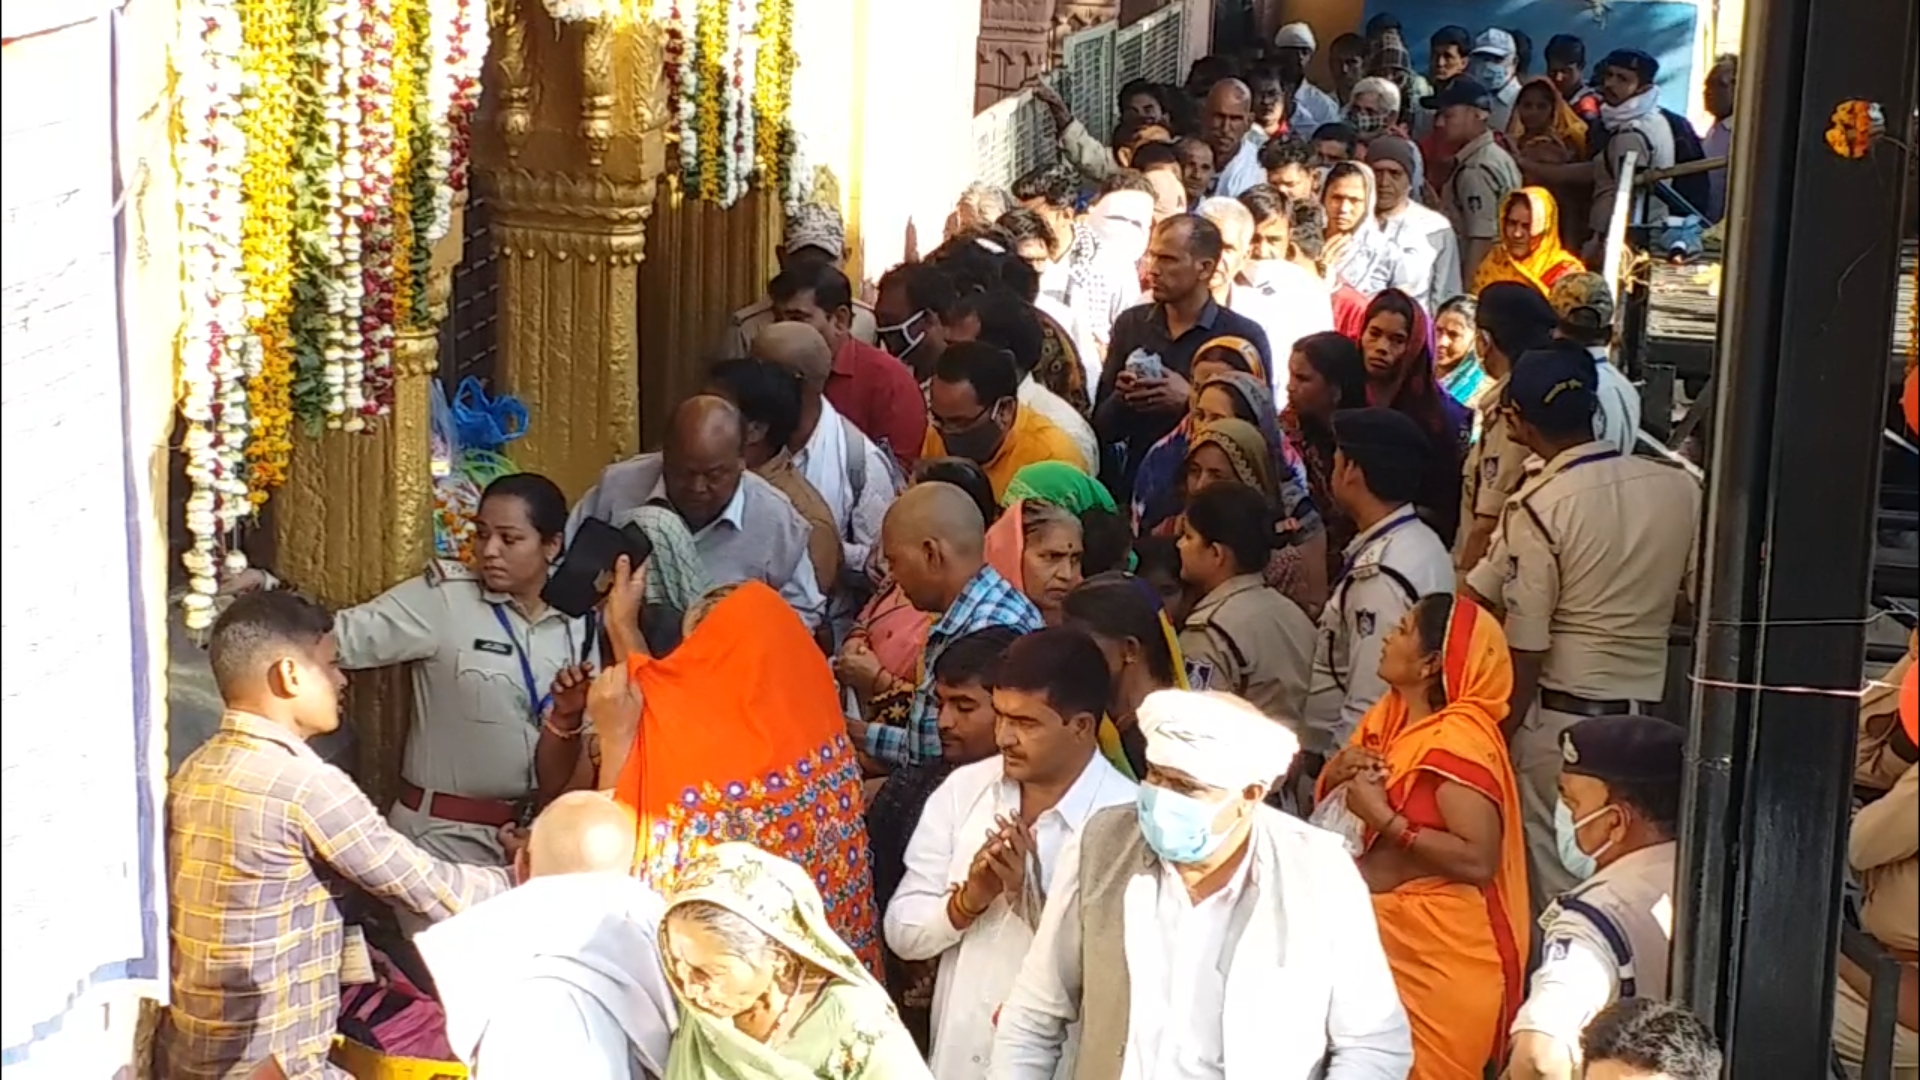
[992,689,1415,1080]
[1320,160,1416,299]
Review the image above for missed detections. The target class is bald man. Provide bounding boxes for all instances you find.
[418,792,677,1080]
[570,394,826,628]
[846,482,1043,767]
[752,322,898,630]
[1206,79,1268,197]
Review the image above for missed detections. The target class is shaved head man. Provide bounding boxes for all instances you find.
[750,321,834,452]
[1202,78,1254,174]
[526,791,638,878]
[661,395,746,530]
[879,481,988,615]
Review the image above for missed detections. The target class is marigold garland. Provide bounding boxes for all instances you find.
[751,0,795,195]
[238,0,297,501]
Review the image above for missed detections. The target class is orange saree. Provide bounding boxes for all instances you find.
[1340,598,1529,1079]
[612,581,880,976]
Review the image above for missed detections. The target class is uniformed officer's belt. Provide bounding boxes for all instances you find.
[1540,690,1656,718]
[399,781,521,829]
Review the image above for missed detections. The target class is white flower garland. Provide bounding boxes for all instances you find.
[723,0,755,208]
[356,0,397,424]
[422,0,486,243]
[321,0,365,429]
[178,0,255,629]
[671,0,700,193]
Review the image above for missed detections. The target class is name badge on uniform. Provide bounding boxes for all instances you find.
[1184,657,1217,691]
[472,639,516,656]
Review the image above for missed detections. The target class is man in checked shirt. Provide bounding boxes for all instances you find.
[159,591,512,1079]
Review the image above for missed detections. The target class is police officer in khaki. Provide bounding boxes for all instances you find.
[1463,343,1699,914]
[1506,714,1684,1080]
[1175,480,1317,724]
[233,473,587,866]
[1456,283,1559,572]
[1303,408,1457,759]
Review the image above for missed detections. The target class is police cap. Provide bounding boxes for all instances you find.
[1560,714,1685,788]
[1331,407,1429,502]
[1505,341,1599,431]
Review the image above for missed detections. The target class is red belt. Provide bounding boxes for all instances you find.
[398,782,519,828]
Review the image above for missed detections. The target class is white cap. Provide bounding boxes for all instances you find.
[1138,689,1299,794]
[1274,22,1317,52]
[1471,28,1516,59]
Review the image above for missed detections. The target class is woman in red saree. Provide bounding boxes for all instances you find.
[1316,593,1529,1079]
[590,563,881,977]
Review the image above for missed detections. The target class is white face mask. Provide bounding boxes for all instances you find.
[1469,57,1512,88]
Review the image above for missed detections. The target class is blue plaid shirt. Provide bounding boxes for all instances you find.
[864,566,1042,766]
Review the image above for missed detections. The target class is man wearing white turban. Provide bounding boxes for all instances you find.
[991,689,1414,1080]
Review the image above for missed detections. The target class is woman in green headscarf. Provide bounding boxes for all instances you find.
[1000,460,1116,514]
[659,843,933,1080]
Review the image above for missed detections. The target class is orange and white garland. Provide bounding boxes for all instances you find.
[175,0,490,622]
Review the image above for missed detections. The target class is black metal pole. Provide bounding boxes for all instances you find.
[1675,0,1919,1067]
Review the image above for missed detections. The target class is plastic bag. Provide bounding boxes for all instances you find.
[1309,782,1370,858]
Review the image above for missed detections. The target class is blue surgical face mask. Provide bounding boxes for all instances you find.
[1136,782,1233,865]
[1469,57,1511,88]
[1554,800,1617,881]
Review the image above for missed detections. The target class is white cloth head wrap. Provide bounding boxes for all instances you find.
[1138,689,1299,792]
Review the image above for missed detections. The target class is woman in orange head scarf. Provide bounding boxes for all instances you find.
[1316,594,1529,1078]
[592,565,881,976]
[1471,187,1588,298]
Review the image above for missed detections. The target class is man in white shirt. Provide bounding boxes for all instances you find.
[888,628,1136,1079]
[752,323,895,602]
[568,397,827,627]
[1204,79,1269,199]
[1366,136,1463,314]
[1546,273,1642,456]
[419,792,676,1080]
[991,689,1413,1079]
[1273,23,1344,136]
[1195,195,1328,376]
[1700,55,1736,223]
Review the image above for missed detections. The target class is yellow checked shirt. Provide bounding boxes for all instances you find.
[158,711,508,1079]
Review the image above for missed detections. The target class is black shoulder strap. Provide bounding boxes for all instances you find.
[1375,564,1420,606]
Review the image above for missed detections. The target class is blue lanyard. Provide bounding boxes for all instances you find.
[490,604,568,722]
[1555,448,1620,475]
[1336,511,1419,584]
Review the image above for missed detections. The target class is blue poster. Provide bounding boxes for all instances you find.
[1361,0,1702,115]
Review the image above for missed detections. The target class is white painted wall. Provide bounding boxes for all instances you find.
[1,2,176,1076]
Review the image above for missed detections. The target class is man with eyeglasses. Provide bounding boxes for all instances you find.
[920,341,1088,500]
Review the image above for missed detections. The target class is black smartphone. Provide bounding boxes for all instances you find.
[542,518,655,618]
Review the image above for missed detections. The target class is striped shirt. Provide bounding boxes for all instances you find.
[863,567,1042,767]
[159,711,508,1079]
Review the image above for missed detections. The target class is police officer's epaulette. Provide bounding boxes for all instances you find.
[424,559,479,587]
[1348,540,1389,579]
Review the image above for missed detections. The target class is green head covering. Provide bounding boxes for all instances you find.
[1000,461,1115,514]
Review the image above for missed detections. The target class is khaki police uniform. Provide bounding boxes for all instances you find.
[722,297,878,359]
[332,559,589,866]
[1443,130,1524,253]
[1178,573,1318,729]
[1465,441,1700,911]
[1303,505,1458,757]
[1512,841,1679,1065]
[1454,376,1531,570]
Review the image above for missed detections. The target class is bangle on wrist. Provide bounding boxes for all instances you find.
[542,710,585,738]
[1394,818,1422,850]
[949,884,984,921]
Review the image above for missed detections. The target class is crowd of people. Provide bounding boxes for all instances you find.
[155,14,1920,1080]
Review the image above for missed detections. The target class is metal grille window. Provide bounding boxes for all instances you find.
[972,78,1060,191]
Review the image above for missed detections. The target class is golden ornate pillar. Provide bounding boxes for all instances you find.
[474,3,667,498]
[271,209,465,808]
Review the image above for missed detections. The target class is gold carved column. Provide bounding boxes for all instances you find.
[271,210,465,808]
[475,3,667,499]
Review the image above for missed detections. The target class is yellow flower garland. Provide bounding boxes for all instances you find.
[239,0,297,501]
[391,0,419,332]
[752,0,794,186]
[693,0,728,203]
